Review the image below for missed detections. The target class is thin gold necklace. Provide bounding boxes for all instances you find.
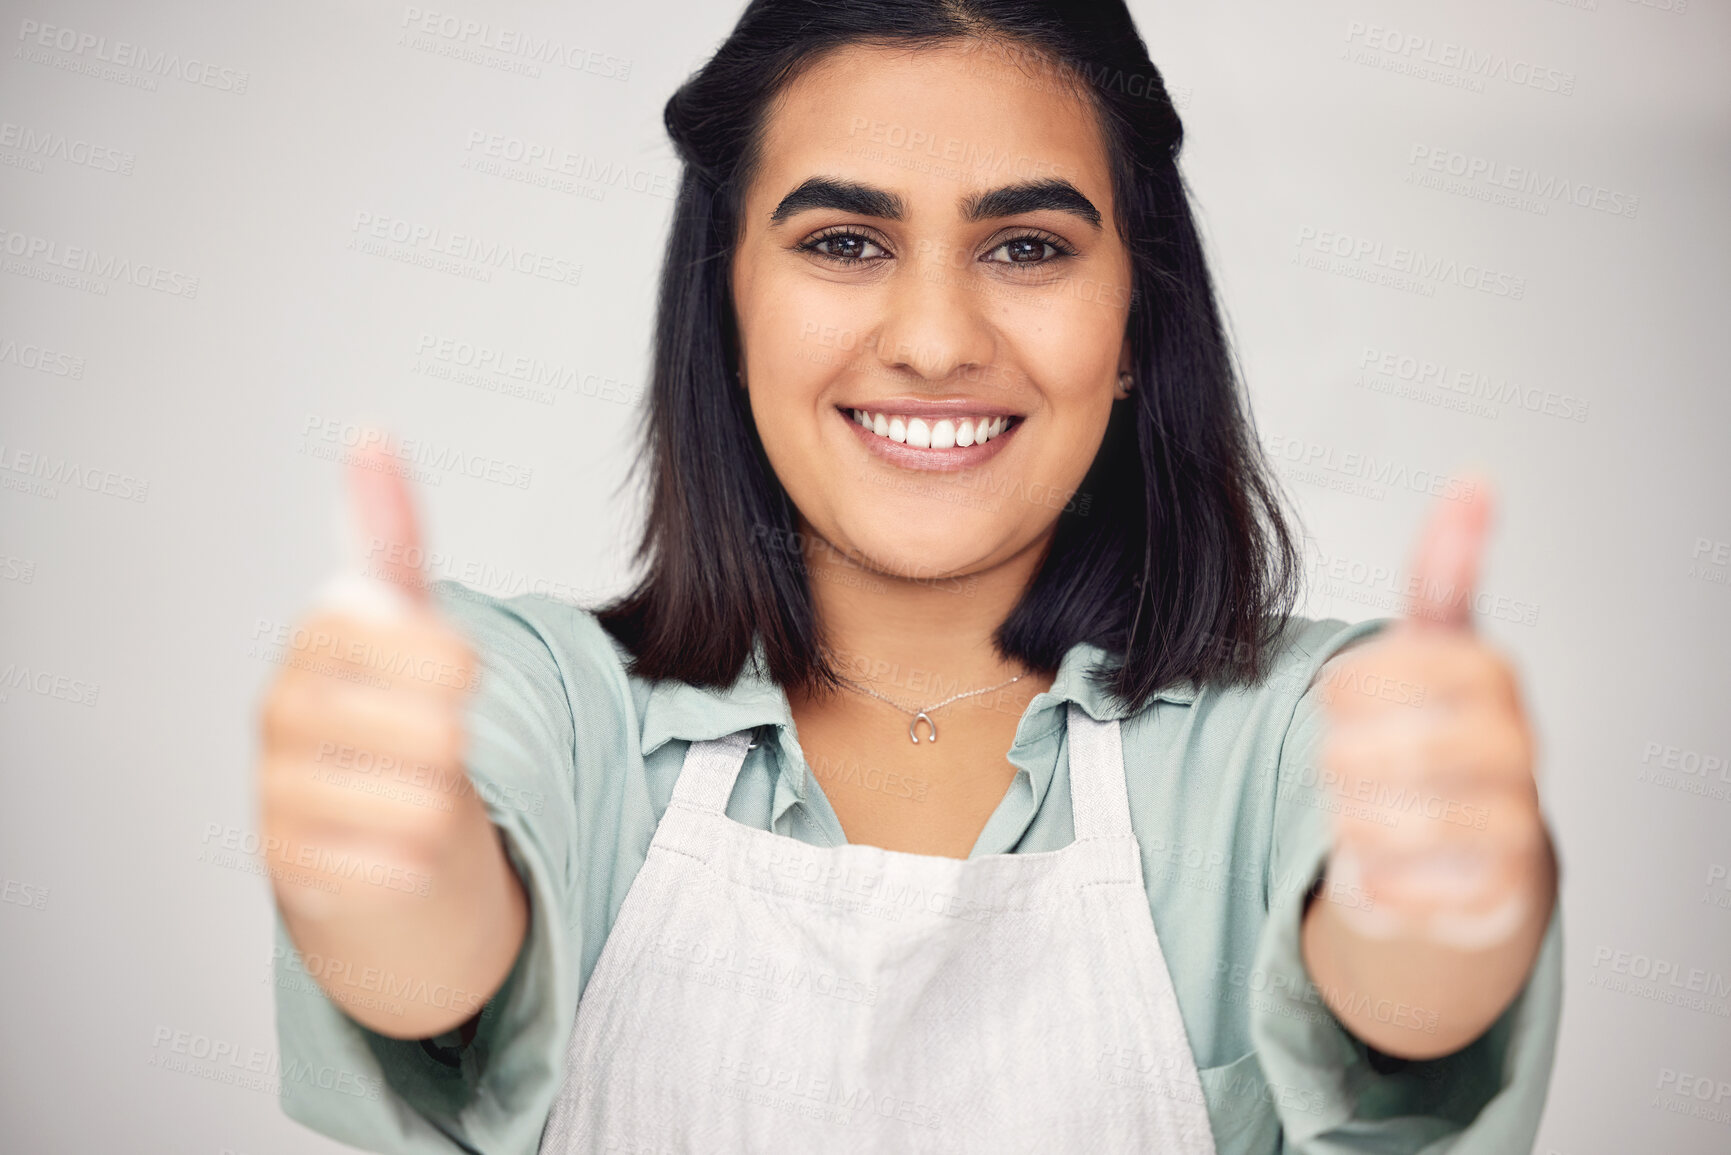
[834,671,1027,745]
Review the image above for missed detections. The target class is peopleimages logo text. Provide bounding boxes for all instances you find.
[1408,146,1639,219]
[15,19,250,92]
[1343,22,1575,95]
[0,227,199,297]
[1294,227,1526,300]
[350,212,582,287]
[300,418,534,490]
[399,7,631,80]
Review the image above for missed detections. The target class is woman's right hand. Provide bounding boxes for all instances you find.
[257,446,528,1039]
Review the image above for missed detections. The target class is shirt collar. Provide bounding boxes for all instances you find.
[1035,639,1198,725]
[638,637,1197,764]
[638,640,791,760]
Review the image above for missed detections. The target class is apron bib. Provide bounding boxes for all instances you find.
[540,702,1217,1153]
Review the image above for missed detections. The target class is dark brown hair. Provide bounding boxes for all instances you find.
[599,0,1301,713]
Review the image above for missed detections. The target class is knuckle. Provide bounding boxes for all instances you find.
[393,791,469,853]
[257,758,303,810]
[1377,718,1428,765]
[428,630,480,688]
[259,674,317,746]
[1319,728,1357,773]
[1463,645,1517,701]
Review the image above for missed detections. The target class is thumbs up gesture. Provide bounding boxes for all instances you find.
[256,444,526,1039]
[1303,479,1557,1058]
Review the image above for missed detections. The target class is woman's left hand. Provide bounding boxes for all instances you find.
[1302,480,1558,1057]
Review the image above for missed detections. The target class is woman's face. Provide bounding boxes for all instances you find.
[730,39,1134,584]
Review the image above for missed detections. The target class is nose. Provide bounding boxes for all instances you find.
[870,242,999,387]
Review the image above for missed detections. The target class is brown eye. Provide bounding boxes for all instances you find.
[983,233,1074,266]
[799,231,889,263]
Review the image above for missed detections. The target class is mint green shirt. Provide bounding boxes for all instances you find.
[272,581,1561,1154]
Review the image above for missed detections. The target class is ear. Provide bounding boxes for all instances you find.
[1112,335,1136,400]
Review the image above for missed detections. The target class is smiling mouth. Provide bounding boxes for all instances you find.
[844,407,1022,449]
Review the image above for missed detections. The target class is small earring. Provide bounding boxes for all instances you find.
[1115,371,1134,398]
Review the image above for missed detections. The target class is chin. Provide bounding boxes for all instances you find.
[822,515,1009,586]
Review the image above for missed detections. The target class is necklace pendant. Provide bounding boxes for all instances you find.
[909,711,937,744]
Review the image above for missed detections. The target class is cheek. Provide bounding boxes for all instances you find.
[741,347,845,528]
[737,247,868,379]
[1012,312,1121,481]
[736,264,890,508]
[747,375,824,502]
[1038,393,1115,498]
[737,276,832,436]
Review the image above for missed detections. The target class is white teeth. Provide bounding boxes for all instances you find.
[850,410,1014,449]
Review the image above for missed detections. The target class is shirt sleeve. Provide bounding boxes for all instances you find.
[272,583,620,1155]
[1248,618,1564,1152]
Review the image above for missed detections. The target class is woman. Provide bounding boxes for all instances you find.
[260,1,1561,1151]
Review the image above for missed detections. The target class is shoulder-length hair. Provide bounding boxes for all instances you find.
[598,0,1301,712]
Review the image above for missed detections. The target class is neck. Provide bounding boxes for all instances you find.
[795,520,1054,699]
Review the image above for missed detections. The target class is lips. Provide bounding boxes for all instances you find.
[849,408,1013,449]
[836,402,1023,471]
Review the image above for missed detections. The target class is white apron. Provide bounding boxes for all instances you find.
[539,702,1218,1153]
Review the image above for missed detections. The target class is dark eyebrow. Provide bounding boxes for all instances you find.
[962,180,1102,230]
[768,177,1102,231]
[769,178,904,224]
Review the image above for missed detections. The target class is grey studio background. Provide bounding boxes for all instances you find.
[1,0,1727,1152]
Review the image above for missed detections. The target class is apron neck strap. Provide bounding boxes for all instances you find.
[1065,702,1134,840]
[667,729,754,815]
